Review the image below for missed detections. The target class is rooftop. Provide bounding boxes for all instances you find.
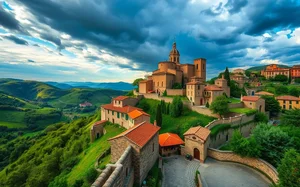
[159,133,184,147]
[109,122,160,148]
[276,95,300,101]
[183,126,210,142]
[127,109,150,119]
[93,120,107,127]
[102,103,142,114]
[242,96,261,102]
[204,85,223,91]
[113,96,129,101]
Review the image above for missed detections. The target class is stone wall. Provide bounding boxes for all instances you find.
[207,148,279,184]
[90,121,106,142]
[92,146,134,187]
[166,89,186,96]
[228,102,244,109]
[205,114,255,130]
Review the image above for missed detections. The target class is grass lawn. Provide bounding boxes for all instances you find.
[0,121,26,128]
[0,109,26,123]
[164,95,189,101]
[229,107,254,114]
[67,123,125,186]
[227,97,241,103]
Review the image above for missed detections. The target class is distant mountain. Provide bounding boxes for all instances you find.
[246,65,290,72]
[64,81,134,91]
[45,81,73,89]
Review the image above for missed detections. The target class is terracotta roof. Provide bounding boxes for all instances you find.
[93,120,107,127]
[152,72,175,76]
[255,91,274,96]
[276,95,300,101]
[113,96,129,101]
[204,85,223,91]
[183,126,210,142]
[102,103,142,114]
[109,122,160,147]
[159,133,184,147]
[127,109,150,119]
[186,81,203,85]
[242,96,261,102]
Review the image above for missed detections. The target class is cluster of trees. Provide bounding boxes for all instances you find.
[24,109,62,130]
[210,95,229,118]
[270,74,288,82]
[261,95,281,116]
[0,94,25,108]
[273,85,300,96]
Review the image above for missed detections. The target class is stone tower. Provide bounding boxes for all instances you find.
[169,42,180,64]
[194,58,206,81]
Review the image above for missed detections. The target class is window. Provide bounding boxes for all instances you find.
[290,105,292,109]
[126,114,129,120]
[283,105,286,109]
[250,102,252,105]
[196,64,198,69]
[297,101,299,104]
[290,101,292,104]
[198,85,200,90]
[112,111,114,115]
[117,112,120,118]
[283,100,286,104]
[108,110,109,114]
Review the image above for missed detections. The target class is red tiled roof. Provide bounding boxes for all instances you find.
[93,120,107,127]
[109,122,160,147]
[128,110,150,119]
[102,103,142,114]
[255,91,274,96]
[113,96,129,101]
[276,95,300,101]
[183,126,210,142]
[204,85,223,91]
[242,96,261,102]
[159,133,184,147]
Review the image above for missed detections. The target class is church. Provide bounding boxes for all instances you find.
[139,42,230,105]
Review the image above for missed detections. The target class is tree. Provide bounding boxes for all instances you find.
[163,90,167,97]
[275,85,289,95]
[205,102,210,108]
[209,95,229,118]
[156,104,162,127]
[224,67,231,86]
[170,96,183,117]
[254,112,268,123]
[277,149,300,187]
[281,109,300,127]
[137,99,150,112]
[166,103,170,115]
[252,123,291,167]
[132,78,144,91]
[295,78,300,83]
[261,95,281,116]
[274,74,288,82]
[86,168,98,183]
[289,87,300,97]
[230,80,243,98]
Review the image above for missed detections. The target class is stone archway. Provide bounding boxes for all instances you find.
[194,148,200,160]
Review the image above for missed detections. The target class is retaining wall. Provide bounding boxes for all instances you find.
[228,102,244,109]
[207,148,279,184]
[205,114,255,130]
[166,89,186,96]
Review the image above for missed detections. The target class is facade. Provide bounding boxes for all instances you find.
[291,65,300,80]
[139,42,206,94]
[276,95,300,110]
[231,74,248,88]
[90,120,107,142]
[233,69,245,75]
[182,126,211,163]
[159,133,184,156]
[101,96,150,129]
[109,122,160,185]
[261,64,290,79]
[241,96,265,112]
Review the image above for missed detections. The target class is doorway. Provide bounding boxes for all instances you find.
[194,148,200,160]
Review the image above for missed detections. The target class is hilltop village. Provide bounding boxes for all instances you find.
[89,43,300,187]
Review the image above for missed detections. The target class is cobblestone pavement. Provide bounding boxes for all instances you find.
[198,157,271,187]
[162,156,272,187]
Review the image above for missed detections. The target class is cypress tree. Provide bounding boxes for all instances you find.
[156,104,162,127]
[224,67,231,86]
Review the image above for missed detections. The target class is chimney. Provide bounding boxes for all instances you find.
[154,120,157,126]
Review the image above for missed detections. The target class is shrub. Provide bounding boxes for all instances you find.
[255,112,268,123]
[245,109,257,116]
[170,96,183,117]
[172,83,182,89]
[274,74,288,82]
[205,102,209,108]
[73,179,84,187]
[163,90,167,96]
[86,168,98,183]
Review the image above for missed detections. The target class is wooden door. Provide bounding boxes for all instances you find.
[194,148,200,160]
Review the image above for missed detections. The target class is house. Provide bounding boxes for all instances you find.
[108,121,160,185]
[276,95,300,110]
[230,74,248,88]
[159,133,184,156]
[291,65,300,80]
[233,69,245,75]
[90,120,107,142]
[260,64,290,79]
[241,96,265,112]
[79,101,92,107]
[101,96,150,129]
[255,91,274,97]
[181,126,211,163]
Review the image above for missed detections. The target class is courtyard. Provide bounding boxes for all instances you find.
[162,156,272,187]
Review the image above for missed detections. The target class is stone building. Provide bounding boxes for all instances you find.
[233,68,245,75]
[261,64,290,79]
[108,121,160,185]
[182,126,211,163]
[241,96,265,112]
[90,120,107,142]
[276,95,300,109]
[291,65,300,80]
[101,96,150,129]
[159,133,184,156]
[230,74,248,88]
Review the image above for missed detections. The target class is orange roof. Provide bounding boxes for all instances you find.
[183,126,210,142]
[159,133,184,147]
[109,122,160,148]
[128,109,150,119]
[102,103,142,114]
[242,96,261,102]
[204,85,223,91]
[114,96,129,101]
[255,91,274,96]
[276,95,300,101]
[93,120,107,127]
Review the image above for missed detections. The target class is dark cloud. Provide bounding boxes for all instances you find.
[201,2,224,16]
[27,59,35,62]
[0,6,28,34]
[40,33,64,50]
[4,35,28,45]
[225,0,248,14]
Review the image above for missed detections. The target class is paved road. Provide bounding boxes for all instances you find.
[162,156,271,187]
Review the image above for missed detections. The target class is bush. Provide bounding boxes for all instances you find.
[73,179,84,187]
[86,168,98,183]
[275,85,289,95]
[163,90,167,96]
[205,102,209,108]
[137,99,150,111]
[274,74,288,82]
[245,109,257,116]
[170,96,183,117]
[172,83,182,89]
[255,112,268,123]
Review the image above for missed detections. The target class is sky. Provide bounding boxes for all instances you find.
[0,0,300,83]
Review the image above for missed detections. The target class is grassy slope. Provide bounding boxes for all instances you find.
[0,110,27,128]
[66,123,125,186]
[229,107,254,114]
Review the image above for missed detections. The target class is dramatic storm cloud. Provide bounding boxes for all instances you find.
[0,0,299,82]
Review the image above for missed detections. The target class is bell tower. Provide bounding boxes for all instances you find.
[194,58,206,81]
[169,42,180,64]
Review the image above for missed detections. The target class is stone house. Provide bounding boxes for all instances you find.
[90,120,107,142]
[108,121,160,185]
[241,96,265,112]
[261,64,290,79]
[182,126,211,163]
[276,95,300,110]
[159,133,184,156]
[101,96,150,129]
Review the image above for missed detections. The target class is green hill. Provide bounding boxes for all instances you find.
[0,79,68,101]
[246,65,290,72]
